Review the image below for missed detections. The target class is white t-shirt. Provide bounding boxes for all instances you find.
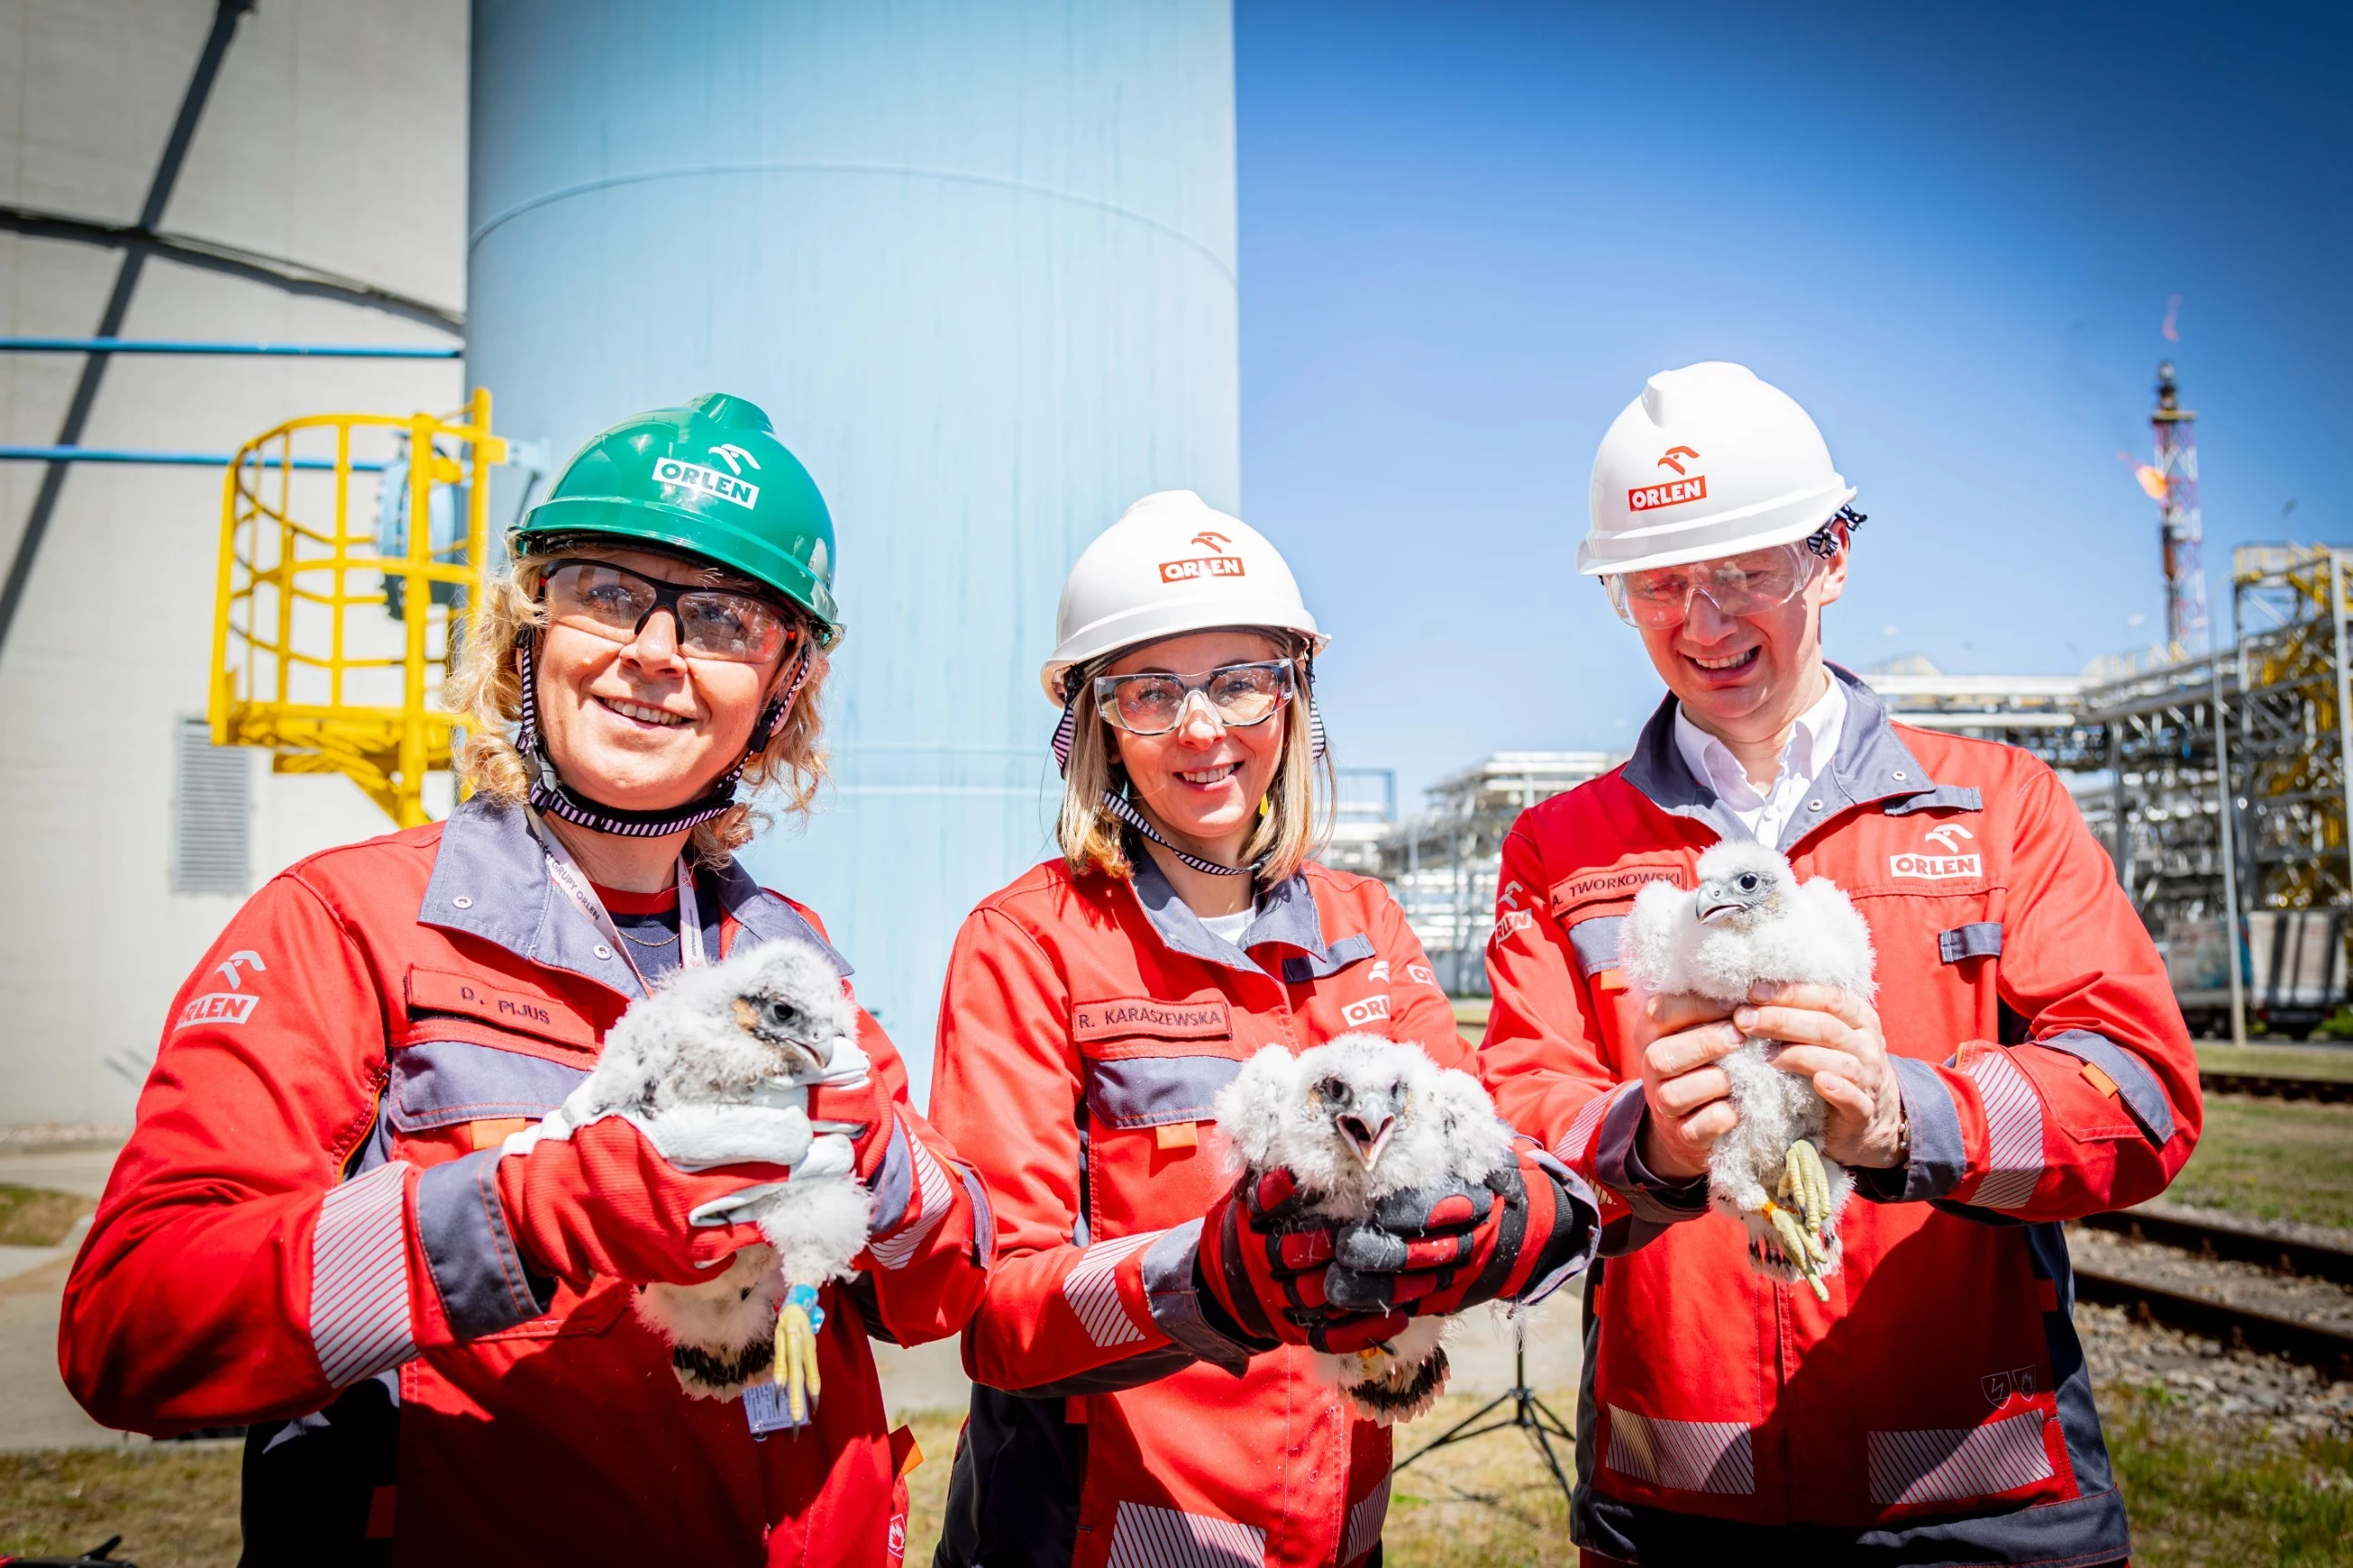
[1199,906,1256,946]
[1672,675,1848,849]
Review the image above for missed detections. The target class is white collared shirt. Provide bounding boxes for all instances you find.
[1672,674,1848,850]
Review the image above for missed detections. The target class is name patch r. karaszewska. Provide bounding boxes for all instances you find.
[1071,997,1233,1043]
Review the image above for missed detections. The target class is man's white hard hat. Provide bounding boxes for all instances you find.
[1579,362,1855,576]
[1041,490,1326,703]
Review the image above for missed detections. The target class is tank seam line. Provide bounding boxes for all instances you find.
[468,162,1237,284]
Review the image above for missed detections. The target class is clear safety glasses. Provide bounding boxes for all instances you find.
[1603,541,1823,630]
[1094,660,1298,736]
[541,559,799,664]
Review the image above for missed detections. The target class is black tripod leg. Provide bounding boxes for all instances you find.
[1394,1389,1515,1472]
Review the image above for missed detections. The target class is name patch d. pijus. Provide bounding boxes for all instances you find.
[1071,997,1233,1043]
[405,968,596,1048]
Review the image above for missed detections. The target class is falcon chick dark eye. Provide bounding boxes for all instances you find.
[1737,873,1759,892]
[1316,1076,1349,1106]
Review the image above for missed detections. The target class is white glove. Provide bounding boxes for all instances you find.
[501,1082,815,1172]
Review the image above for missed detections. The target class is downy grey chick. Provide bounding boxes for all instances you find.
[1617,841,1876,1298]
[577,937,873,1411]
[1215,1034,1516,1424]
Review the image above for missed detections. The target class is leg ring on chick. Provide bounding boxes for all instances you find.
[775,1283,826,1425]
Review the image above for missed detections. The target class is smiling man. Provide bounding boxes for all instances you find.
[1474,362,2203,1566]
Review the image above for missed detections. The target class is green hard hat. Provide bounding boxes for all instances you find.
[513,393,841,643]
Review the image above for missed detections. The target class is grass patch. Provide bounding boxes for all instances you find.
[2105,1385,2353,1566]
[0,1183,95,1247]
[0,1443,243,1567]
[2170,1098,2353,1231]
[2199,1044,2353,1083]
[8,1393,2343,1567]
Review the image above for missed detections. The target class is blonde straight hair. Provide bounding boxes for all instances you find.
[1056,646,1334,885]
[443,552,832,865]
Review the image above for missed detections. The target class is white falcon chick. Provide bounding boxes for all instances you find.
[1215,1034,1516,1425]
[1617,841,1876,1299]
[567,937,874,1418]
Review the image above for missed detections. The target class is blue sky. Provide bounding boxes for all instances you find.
[1234,1,2353,806]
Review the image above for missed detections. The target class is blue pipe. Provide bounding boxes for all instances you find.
[0,337,461,358]
[0,444,387,471]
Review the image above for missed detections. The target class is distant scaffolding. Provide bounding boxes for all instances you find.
[2152,360,2206,651]
[1376,752,1618,993]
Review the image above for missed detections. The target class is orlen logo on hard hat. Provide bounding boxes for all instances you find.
[1158,530,1247,584]
[1627,446,1707,513]
[653,455,760,511]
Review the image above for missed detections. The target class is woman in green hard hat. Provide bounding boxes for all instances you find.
[62,394,991,1565]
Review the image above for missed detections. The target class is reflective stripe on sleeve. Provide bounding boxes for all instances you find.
[1553,1081,1628,1168]
[310,1161,418,1387]
[1963,1050,2047,1209]
[1604,1406,1755,1495]
[1061,1231,1161,1348]
[1867,1411,2054,1506]
[868,1128,955,1269]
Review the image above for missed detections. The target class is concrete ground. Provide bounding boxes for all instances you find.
[2,1145,135,1451]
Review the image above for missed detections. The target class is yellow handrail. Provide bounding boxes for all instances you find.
[210,389,507,826]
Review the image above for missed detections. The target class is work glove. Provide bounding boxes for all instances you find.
[1324,1148,1600,1319]
[495,1088,816,1290]
[1196,1166,1408,1355]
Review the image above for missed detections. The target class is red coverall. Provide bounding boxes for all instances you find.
[1481,669,2200,1564]
[930,853,1569,1568]
[62,797,991,1567]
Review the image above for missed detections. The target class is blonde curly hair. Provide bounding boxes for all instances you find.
[444,550,832,865]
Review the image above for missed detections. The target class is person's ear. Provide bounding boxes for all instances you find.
[1813,544,1850,608]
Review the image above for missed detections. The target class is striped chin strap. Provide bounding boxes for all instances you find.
[512,632,811,838]
[1050,654,1328,879]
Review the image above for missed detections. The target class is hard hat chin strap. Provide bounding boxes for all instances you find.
[512,632,809,839]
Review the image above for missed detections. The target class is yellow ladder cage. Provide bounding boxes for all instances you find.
[210,388,508,827]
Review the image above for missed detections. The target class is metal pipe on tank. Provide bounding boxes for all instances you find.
[466,2,1240,1091]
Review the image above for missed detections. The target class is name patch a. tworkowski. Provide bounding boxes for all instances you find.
[1551,861,1688,917]
[1071,997,1233,1043]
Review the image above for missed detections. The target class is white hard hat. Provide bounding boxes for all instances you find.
[1041,490,1326,703]
[1579,362,1855,575]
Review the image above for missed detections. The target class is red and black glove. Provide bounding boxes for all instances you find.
[1325,1149,1599,1317]
[496,1117,791,1290]
[1196,1166,1407,1354]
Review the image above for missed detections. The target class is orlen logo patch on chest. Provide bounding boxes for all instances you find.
[176,992,259,1029]
[1072,996,1233,1043]
[1340,994,1392,1028]
[1890,851,1984,880]
[1626,474,1709,512]
[652,456,760,511]
[1157,555,1246,584]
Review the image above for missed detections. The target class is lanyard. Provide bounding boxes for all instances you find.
[529,810,708,986]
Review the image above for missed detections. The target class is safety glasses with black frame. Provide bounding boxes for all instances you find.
[1094,660,1299,736]
[539,558,803,664]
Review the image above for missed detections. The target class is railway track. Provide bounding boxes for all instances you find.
[2198,1069,2353,1103]
[2073,1207,2353,1380]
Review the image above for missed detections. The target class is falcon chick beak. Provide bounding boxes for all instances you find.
[1337,1112,1397,1170]
[1698,899,1743,925]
